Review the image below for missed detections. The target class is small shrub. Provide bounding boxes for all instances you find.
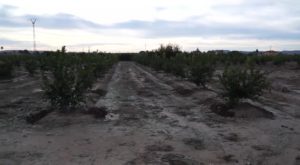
[272,56,285,66]
[189,62,215,88]
[25,58,39,76]
[245,56,255,67]
[219,66,269,107]
[92,62,105,78]
[171,55,188,78]
[42,48,95,112]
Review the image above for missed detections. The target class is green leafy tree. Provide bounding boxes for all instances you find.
[219,66,269,107]
[157,44,181,59]
[25,58,39,76]
[42,47,95,112]
[189,62,215,88]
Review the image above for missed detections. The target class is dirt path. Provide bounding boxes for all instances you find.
[0,62,300,165]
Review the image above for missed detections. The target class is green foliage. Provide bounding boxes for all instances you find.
[226,51,246,64]
[134,46,218,81]
[85,54,118,78]
[189,62,215,88]
[41,47,117,112]
[118,53,135,61]
[245,56,255,67]
[163,55,187,77]
[24,58,39,76]
[219,66,269,107]
[272,55,286,66]
[157,44,181,59]
[134,53,163,71]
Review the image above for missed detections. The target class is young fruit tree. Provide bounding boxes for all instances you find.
[189,62,215,88]
[218,66,270,107]
[41,47,95,112]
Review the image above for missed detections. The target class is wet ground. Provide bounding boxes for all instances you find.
[0,62,300,165]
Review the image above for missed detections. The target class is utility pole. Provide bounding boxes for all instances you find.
[30,18,37,52]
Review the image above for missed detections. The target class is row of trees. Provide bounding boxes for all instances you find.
[0,47,118,112]
[134,44,272,108]
[1,44,299,115]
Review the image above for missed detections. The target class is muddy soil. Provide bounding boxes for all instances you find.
[0,62,300,165]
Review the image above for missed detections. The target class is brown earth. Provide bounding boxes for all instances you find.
[0,62,300,165]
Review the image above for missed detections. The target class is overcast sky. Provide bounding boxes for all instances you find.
[0,0,300,52]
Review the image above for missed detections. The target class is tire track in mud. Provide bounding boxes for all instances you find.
[130,62,227,155]
[95,62,300,165]
[96,62,227,164]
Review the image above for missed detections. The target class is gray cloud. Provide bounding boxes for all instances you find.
[0,38,50,49]
[212,0,300,20]
[111,19,300,40]
[0,38,26,45]
[26,13,104,29]
[1,3,300,41]
[0,5,26,27]
[0,5,103,29]
[67,42,129,47]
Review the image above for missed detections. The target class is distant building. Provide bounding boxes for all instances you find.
[262,50,279,56]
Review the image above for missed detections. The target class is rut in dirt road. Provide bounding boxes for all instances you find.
[96,61,225,162]
[95,62,300,165]
[97,61,210,128]
[93,62,216,160]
